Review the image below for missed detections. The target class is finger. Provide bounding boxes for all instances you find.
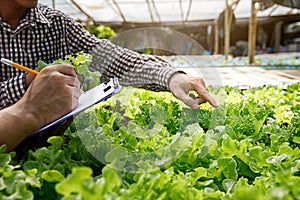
[39,64,77,78]
[192,85,218,108]
[72,96,79,109]
[64,76,80,88]
[176,91,199,110]
[196,97,208,105]
[73,87,82,99]
[55,64,77,77]
[25,73,36,87]
[69,87,81,109]
[71,97,79,109]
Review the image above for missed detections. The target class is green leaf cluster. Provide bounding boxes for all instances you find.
[3,78,300,199]
[37,52,101,91]
[85,25,116,39]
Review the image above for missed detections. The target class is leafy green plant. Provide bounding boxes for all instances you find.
[37,52,101,91]
[85,24,116,39]
[5,54,300,200]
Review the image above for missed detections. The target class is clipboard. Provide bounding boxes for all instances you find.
[31,77,120,137]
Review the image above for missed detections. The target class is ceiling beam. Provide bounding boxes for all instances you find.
[179,0,184,23]
[146,0,155,22]
[69,0,96,23]
[185,0,192,21]
[112,0,127,22]
[151,0,161,22]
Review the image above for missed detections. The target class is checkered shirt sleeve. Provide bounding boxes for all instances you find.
[89,40,178,91]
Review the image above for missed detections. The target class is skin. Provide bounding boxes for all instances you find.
[0,0,38,29]
[0,64,80,152]
[169,73,218,109]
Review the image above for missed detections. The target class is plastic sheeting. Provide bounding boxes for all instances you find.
[261,0,300,10]
[39,0,300,23]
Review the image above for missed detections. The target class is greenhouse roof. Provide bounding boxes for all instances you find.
[39,0,300,24]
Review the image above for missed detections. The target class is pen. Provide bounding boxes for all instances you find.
[1,58,39,75]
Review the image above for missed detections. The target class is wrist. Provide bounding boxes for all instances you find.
[0,102,42,151]
[168,71,187,89]
[14,100,44,133]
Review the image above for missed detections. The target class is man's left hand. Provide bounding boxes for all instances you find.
[169,72,218,110]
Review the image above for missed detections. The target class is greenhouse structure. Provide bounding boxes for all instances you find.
[0,0,300,199]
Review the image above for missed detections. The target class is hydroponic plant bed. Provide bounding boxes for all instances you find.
[164,55,300,68]
[0,81,299,200]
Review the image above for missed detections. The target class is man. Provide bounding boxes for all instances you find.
[0,64,80,151]
[0,0,217,110]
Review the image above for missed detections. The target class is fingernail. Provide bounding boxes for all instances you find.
[212,100,218,108]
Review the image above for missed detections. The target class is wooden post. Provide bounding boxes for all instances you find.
[224,0,230,59]
[274,21,283,53]
[52,0,55,9]
[248,0,259,64]
[214,19,219,55]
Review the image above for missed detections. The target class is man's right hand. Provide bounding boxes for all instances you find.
[20,64,81,128]
[0,64,81,151]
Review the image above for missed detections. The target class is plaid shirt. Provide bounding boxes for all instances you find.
[0,4,177,108]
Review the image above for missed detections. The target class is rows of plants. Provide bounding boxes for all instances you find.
[1,77,299,199]
[166,56,300,68]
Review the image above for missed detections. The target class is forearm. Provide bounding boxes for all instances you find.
[89,40,178,91]
[0,103,40,152]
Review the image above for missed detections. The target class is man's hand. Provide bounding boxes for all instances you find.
[21,64,81,126]
[0,64,81,151]
[169,72,218,110]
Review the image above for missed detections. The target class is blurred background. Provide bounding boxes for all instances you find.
[40,0,300,88]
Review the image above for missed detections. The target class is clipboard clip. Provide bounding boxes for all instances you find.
[112,77,119,89]
[103,77,119,92]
